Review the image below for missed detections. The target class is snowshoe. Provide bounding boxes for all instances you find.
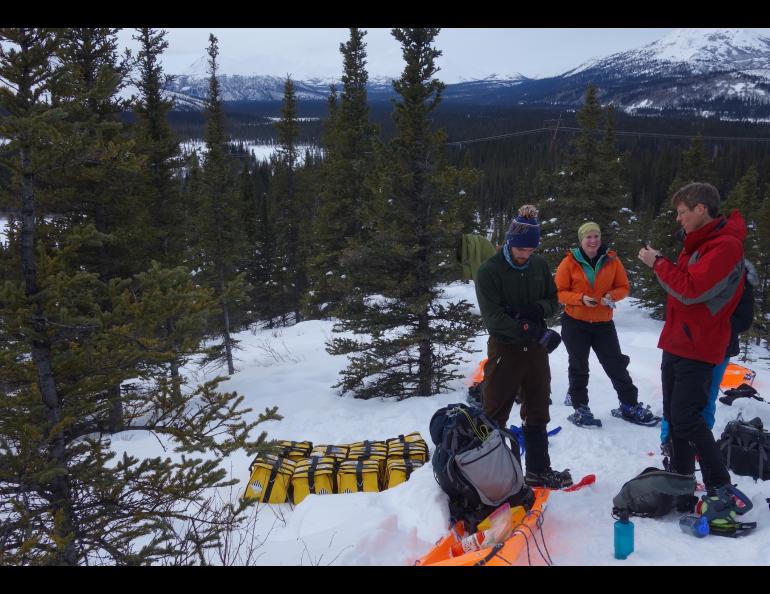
[697,484,753,519]
[568,405,602,428]
[563,473,596,492]
[525,467,573,490]
[508,424,562,455]
[696,484,756,537]
[612,402,661,427]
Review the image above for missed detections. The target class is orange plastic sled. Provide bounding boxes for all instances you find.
[414,488,550,566]
[470,358,487,385]
[720,363,756,391]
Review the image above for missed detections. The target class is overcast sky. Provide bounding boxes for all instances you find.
[116,28,770,83]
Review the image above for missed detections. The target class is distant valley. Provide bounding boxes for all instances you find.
[162,29,770,121]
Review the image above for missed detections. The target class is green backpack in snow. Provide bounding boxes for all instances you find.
[612,467,697,518]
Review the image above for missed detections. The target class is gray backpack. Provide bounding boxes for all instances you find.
[430,403,529,531]
[453,428,524,506]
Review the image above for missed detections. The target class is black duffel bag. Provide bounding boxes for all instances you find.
[717,413,770,481]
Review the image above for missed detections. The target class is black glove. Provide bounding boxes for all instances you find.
[719,384,763,406]
[517,303,544,321]
[723,383,759,398]
[537,329,562,354]
[504,304,520,318]
[516,319,540,341]
[505,303,543,321]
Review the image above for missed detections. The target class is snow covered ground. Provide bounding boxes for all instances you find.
[113,281,770,565]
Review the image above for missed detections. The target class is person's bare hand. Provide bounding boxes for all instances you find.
[601,293,615,307]
[582,295,598,307]
[638,245,661,268]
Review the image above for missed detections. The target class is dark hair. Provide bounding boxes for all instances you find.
[671,182,720,217]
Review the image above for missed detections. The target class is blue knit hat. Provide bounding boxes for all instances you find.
[506,204,541,249]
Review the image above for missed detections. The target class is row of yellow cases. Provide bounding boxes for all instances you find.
[244,433,429,504]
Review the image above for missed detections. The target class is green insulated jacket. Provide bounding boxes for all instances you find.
[457,233,497,281]
[475,251,558,345]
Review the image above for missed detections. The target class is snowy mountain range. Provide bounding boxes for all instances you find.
[166,71,397,104]
[163,29,770,119]
[523,28,770,117]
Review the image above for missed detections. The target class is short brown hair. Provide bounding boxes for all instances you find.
[671,182,720,217]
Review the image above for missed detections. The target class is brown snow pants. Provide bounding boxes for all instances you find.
[481,335,551,429]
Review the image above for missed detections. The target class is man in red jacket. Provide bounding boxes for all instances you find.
[639,182,745,503]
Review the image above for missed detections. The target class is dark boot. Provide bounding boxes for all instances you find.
[521,424,572,488]
[660,439,671,469]
[525,467,574,489]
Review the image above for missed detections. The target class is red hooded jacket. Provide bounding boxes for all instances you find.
[654,210,746,364]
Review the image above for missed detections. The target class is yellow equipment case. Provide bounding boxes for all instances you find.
[245,433,429,506]
[275,440,313,461]
[291,456,338,504]
[244,454,296,503]
[384,457,425,489]
[310,444,349,462]
[346,441,388,475]
[337,459,382,494]
[386,432,429,463]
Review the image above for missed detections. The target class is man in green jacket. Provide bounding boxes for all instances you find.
[475,204,573,489]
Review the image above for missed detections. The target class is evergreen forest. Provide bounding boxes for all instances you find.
[2,26,770,564]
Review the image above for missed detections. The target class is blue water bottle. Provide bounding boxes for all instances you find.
[614,509,634,560]
[679,514,709,538]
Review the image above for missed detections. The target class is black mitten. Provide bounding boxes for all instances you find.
[517,303,544,321]
[538,329,562,354]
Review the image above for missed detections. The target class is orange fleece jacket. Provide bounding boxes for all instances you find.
[555,248,630,323]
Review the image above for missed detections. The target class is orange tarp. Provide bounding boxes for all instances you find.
[720,363,756,391]
[470,358,487,385]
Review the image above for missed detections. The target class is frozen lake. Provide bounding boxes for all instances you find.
[180,139,322,165]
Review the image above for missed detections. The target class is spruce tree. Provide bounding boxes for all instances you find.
[189,34,249,375]
[754,188,770,351]
[0,29,280,565]
[327,28,481,399]
[49,28,150,431]
[538,85,628,269]
[131,27,186,270]
[233,157,279,326]
[636,135,720,317]
[130,27,197,395]
[724,166,761,358]
[270,77,308,324]
[49,28,143,280]
[724,165,759,259]
[306,28,378,318]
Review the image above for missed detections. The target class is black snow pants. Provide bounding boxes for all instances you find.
[561,313,638,408]
[661,351,731,490]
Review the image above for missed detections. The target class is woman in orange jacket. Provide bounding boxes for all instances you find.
[555,222,658,428]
